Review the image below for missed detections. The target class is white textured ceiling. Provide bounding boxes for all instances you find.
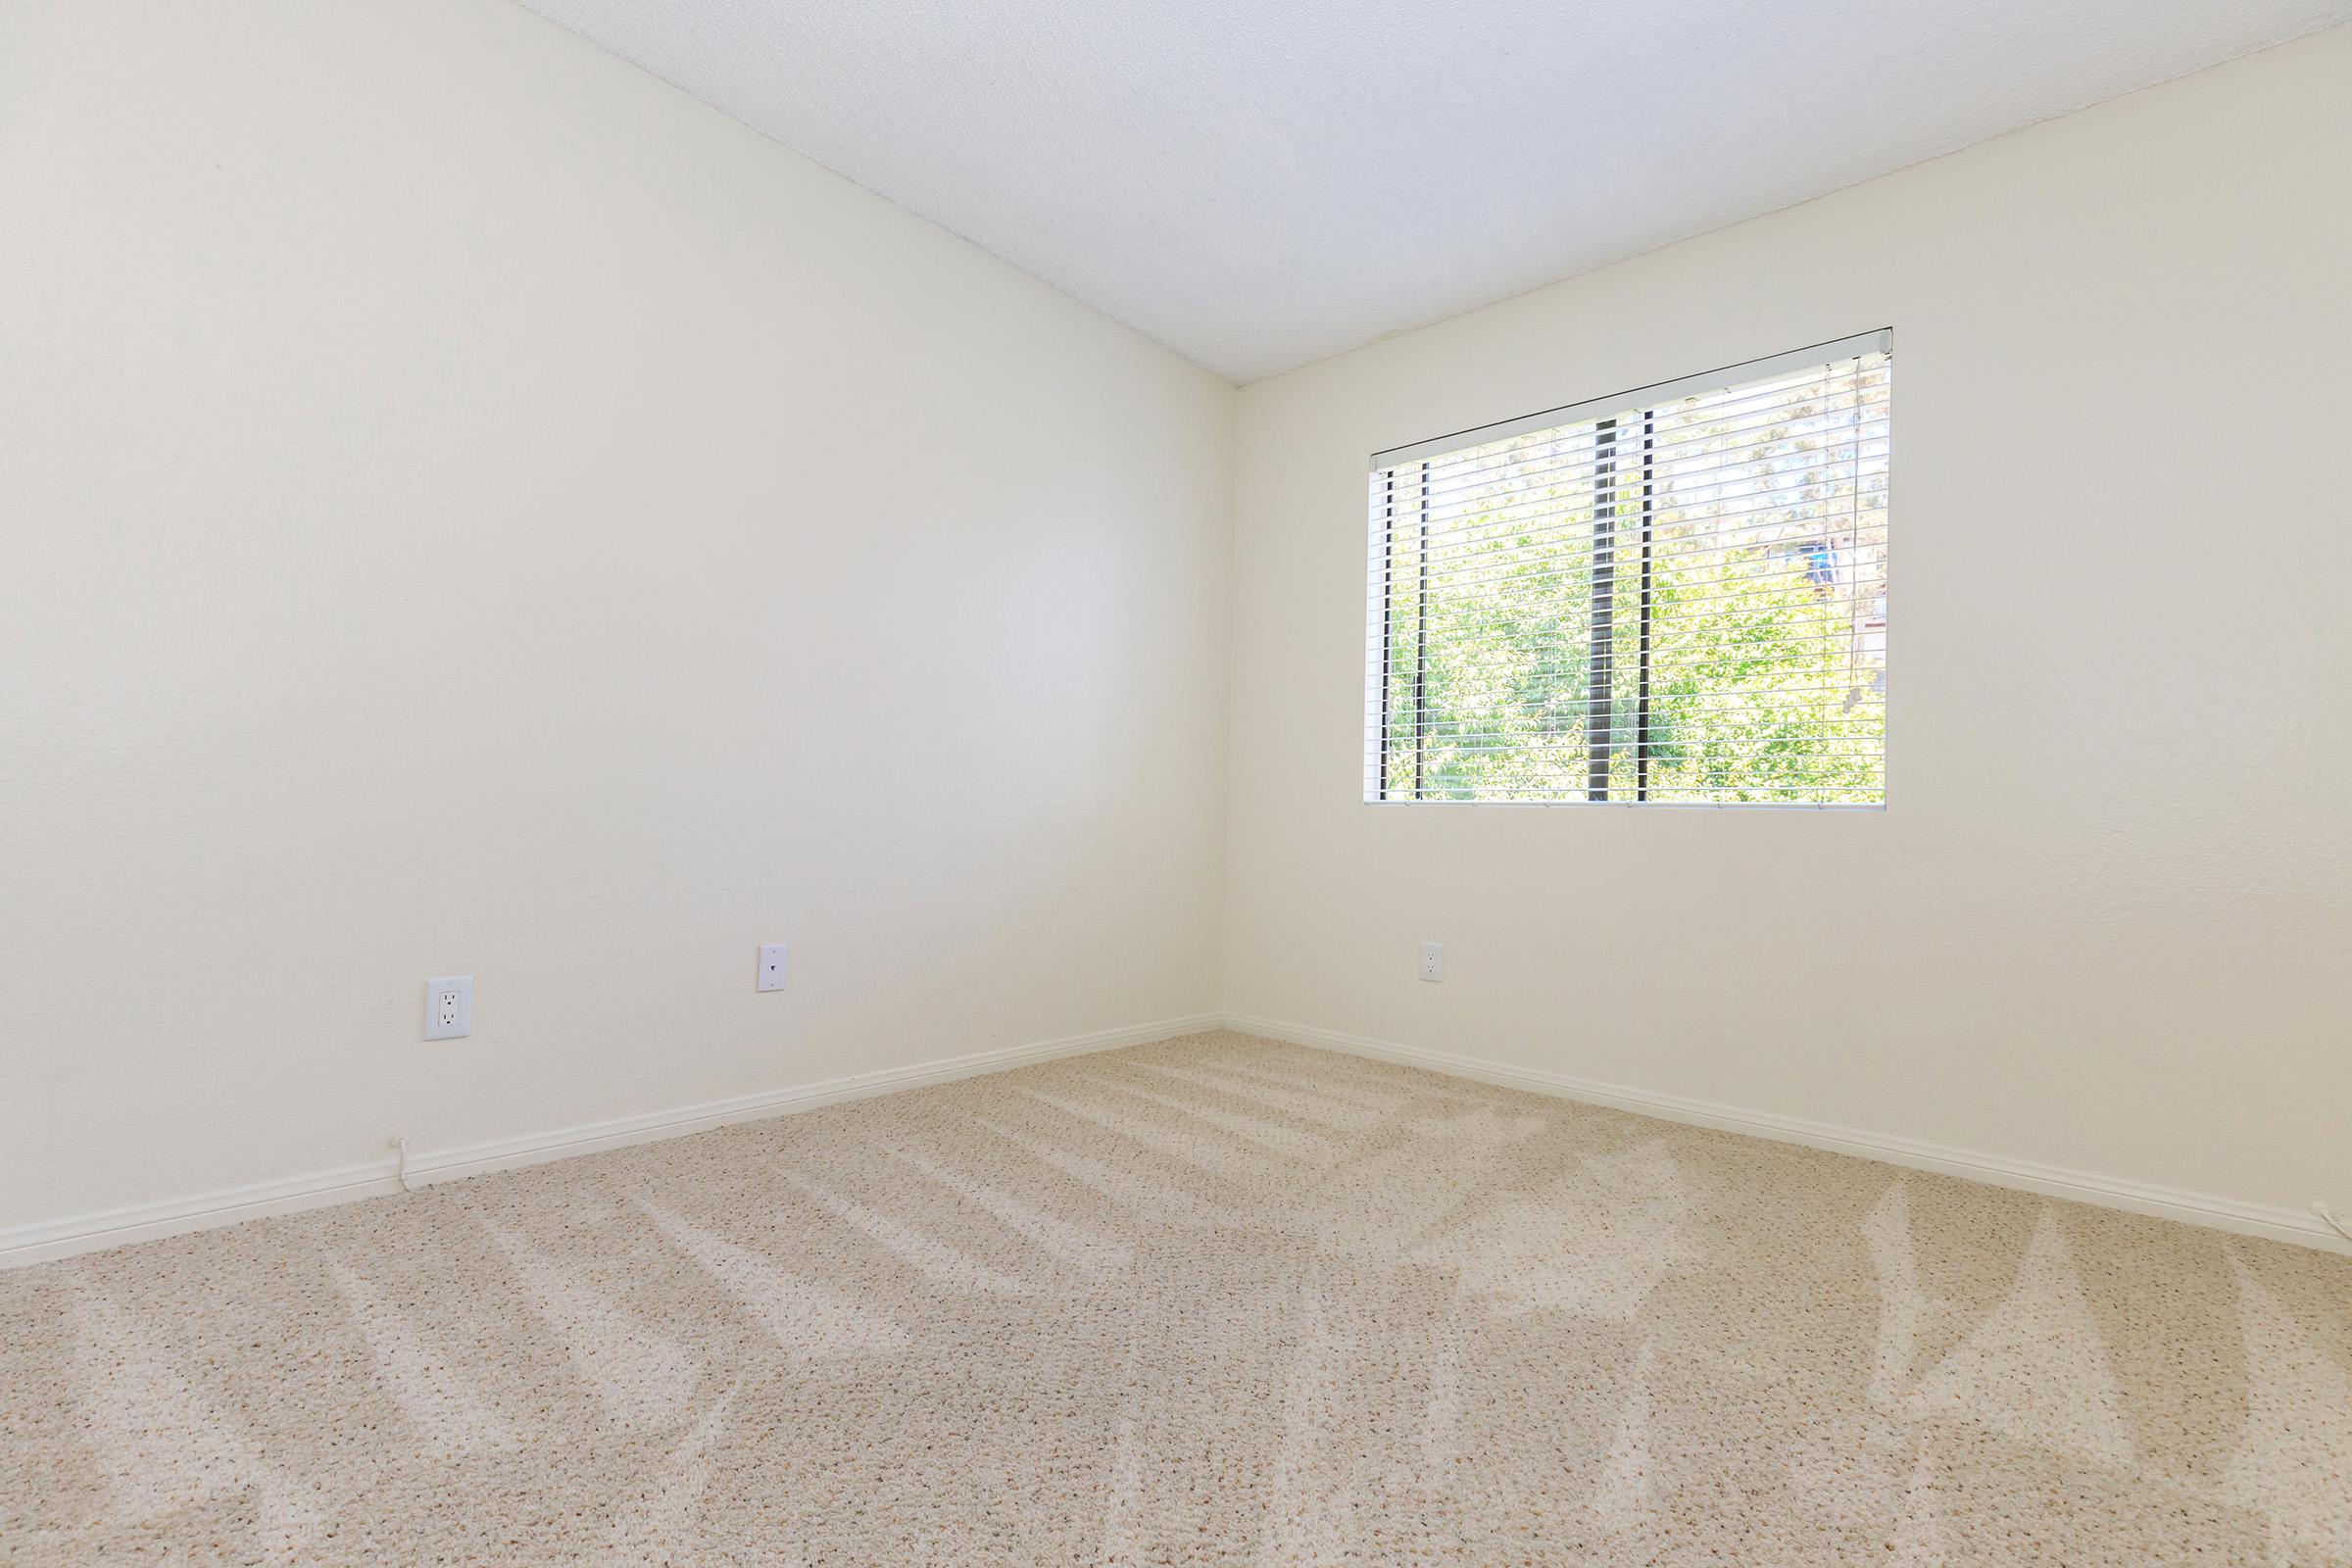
[514,0,2350,381]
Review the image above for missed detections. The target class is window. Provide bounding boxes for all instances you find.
[1365,332,1890,807]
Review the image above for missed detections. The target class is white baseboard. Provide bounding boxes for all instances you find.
[1224,1012,2345,1253]
[16,1009,2334,1266]
[0,1013,1222,1270]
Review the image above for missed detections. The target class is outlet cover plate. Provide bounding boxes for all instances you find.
[425,975,472,1040]
[1419,942,1445,983]
[758,944,788,993]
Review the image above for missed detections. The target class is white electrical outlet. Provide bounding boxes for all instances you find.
[424,976,472,1040]
[1419,942,1444,982]
[757,944,788,993]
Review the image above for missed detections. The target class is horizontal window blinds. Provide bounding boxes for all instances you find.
[1365,332,1889,807]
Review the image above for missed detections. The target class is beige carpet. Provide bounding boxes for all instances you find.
[3,1030,2347,1565]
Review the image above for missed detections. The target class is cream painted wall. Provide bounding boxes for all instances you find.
[6,2,2345,1250]
[1224,26,2352,1221]
[0,0,1232,1234]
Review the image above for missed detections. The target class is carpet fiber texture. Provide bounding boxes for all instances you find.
[4,1030,2348,1565]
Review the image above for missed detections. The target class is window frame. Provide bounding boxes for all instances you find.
[1363,330,1891,810]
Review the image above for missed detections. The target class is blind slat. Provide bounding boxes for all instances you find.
[1386,387,1890,507]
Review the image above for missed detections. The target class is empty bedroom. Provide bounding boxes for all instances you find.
[4,0,2349,1561]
